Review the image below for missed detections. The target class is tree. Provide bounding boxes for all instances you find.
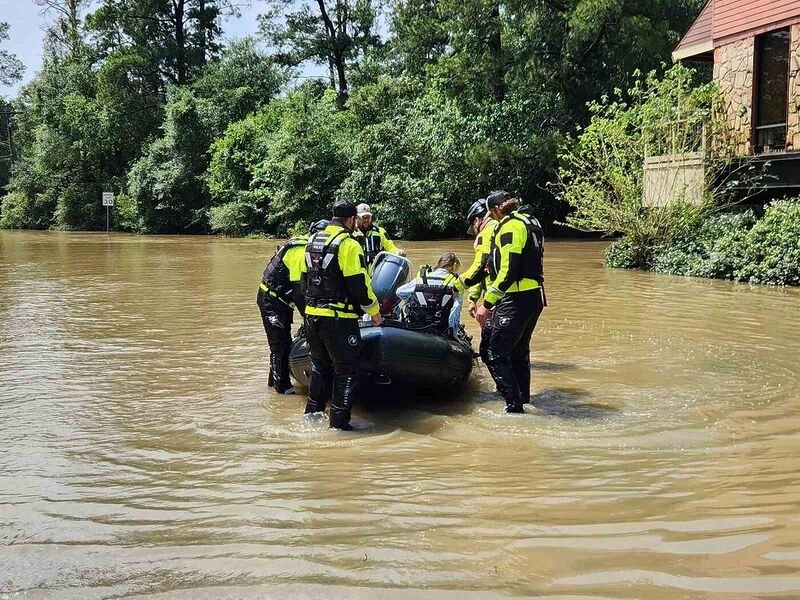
[0,22,25,87]
[35,0,90,56]
[207,85,354,235]
[122,38,286,233]
[88,0,239,86]
[259,0,380,102]
[554,64,764,265]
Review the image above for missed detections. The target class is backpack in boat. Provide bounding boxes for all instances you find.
[402,266,458,334]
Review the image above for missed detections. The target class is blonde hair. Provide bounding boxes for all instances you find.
[435,252,461,271]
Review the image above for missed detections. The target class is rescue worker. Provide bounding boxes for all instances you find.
[258,220,329,395]
[461,197,499,363]
[474,191,545,413]
[354,203,406,266]
[302,201,383,430]
[396,252,465,335]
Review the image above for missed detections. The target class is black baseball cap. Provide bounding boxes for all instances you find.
[332,201,357,218]
[486,190,514,209]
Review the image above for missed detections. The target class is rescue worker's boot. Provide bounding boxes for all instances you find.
[512,354,531,405]
[270,349,294,394]
[305,362,332,414]
[486,358,524,413]
[329,375,358,430]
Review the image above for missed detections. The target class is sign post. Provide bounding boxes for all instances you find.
[102,192,115,234]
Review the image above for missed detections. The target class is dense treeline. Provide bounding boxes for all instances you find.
[0,0,705,238]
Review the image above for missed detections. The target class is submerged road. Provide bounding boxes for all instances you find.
[2,230,800,598]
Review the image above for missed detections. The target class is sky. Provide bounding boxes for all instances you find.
[0,0,306,98]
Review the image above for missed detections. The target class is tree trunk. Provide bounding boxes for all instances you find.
[174,0,187,84]
[316,0,348,102]
[198,0,207,63]
[488,2,505,103]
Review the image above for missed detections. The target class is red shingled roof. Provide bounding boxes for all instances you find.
[673,0,800,61]
[673,0,714,61]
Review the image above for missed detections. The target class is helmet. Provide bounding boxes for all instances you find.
[466,198,487,235]
[309,219,331,234]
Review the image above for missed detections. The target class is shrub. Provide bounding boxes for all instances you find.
[650,209,755,278]
[604,237,646,269]
[209,200,260,237]
[736,200,800,286]
[207,87,354,235]
[612,200,800,286]
[0,192,32,229]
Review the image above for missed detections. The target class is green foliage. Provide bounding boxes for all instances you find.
[124,38,284,233]
[737,201,800,286]
[604,237,648,270]
[0,191,52,229]
[556,63,736,256]
[260,0,380,100]
[207,87,354,235]
[2,54,149,230]
[649,210,755,278]
[606,201,800,286]
[3,0,707,238]
[0,21,24,86]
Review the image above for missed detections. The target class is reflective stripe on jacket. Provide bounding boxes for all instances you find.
[302,224,380,319]
[396,268,465,332]
[484,212,543,309]
[462,218,497,303]
[354,224,398,265]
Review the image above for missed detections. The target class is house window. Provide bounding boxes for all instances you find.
[754,29,790,153]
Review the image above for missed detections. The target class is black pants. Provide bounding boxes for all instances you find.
[479,321,492,364]
[485,289,543,412]
[303,315,362,430]
[257,289,294,393]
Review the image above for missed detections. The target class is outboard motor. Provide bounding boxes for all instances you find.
[370,252,411,315]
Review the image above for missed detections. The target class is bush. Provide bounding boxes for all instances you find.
[737,200,800,286]
[0,192,31,229]
[650,209,755,279]
[207,87,354,235]
[609,200,800,286]
[209,200,260,236]
[604,237,645,269]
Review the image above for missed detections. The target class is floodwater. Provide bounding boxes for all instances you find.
[1,230,800,600]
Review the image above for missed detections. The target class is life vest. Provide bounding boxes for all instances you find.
[303,228,356,314]
[402,266,460,333]
[489,212,544,285]
[358,224,385,265]
[261,237,306,304]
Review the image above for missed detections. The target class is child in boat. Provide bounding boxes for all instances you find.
[396,252,466,335]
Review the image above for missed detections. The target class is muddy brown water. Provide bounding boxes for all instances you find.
[2,230,800,599]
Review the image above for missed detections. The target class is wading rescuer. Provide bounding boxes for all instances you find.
[258,221,328,395]
[396,252,465,335]
[462,197,499,363]
[474,191,545,413]
[302,201,383,430]
[354,203,406,266]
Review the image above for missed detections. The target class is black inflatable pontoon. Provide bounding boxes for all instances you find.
[289,252,474,390]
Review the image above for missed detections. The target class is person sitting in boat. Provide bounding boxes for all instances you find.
[396,252,466,335]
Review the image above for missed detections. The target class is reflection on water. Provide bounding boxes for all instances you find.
[1,230,800,599]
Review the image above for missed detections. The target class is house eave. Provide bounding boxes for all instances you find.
[672,41,715,62]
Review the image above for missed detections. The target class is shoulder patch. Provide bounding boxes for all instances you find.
[500,232,514,246]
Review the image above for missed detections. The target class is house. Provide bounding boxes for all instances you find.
[668,0,800,194]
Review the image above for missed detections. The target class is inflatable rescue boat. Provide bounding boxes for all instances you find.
[289,253,474,389]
